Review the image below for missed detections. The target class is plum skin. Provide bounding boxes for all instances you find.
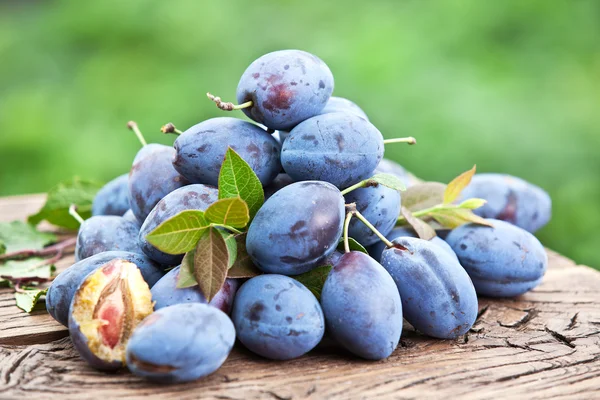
[92,173,130,216]
[319,96,368,120]
[344,184,401,246]
[246,181,345,275]
[381,237,478,339]
[46,251,164,327]
[236,50,334,131]
[75,216,140,261]
[138,184,218,266]
[445,218,548,297]
[129,144,190,223]
[321,251,402,360]
[151,266,239,315]
[231,274,325,360]
[281,112,384,189]
[459,173,552,233]
[172,117,281,187]
[368,226,458,262]
[126,303,236,383]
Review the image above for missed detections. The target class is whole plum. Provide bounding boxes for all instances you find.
[92,174,130,216]
[75,216,140,261]
[368,226,457,262]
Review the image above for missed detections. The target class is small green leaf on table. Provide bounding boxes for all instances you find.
[205,197,250,228]
[28,177,102,230]
[193,227,229,301]
[0,221,57,254]
[0,258,56,285]
[294,266,332,300]
[443,165,477,204]
[337,237,368,254]
[218,147,264,220]
[0,240,5,255]
[400,206,437,240]
[401,182,447,212]
[15,288,48,313]
[146,210,210,255]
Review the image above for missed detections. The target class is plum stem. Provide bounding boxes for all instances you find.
[383,137,417,145]
[353,210,394,248]
[68,205,85,226]
[207,92,253,111]
[127,121,148,147]
[161,123,183,136]
[341,181,366,196]
[343,211,353,254]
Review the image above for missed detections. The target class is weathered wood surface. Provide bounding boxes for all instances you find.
[1,195,599,399]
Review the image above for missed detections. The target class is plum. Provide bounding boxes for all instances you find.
[374,158,421,188]
[319,96,368,120]
[459,173,551,233]
[122,209,142,229]
[126,303,235,382]
[232,274,325,360]
[74,216,140,261]
[138,184,218,266]
[172,117,281,187]
[321,251,402,360]
[445,218,548,297]
[281,112,384,188]
[236,50,334,131]
[263,173,295,200]
[381,237,478,339]
[151,266,239,315]
[46,251,164,327]
[69,259,153,370]
[246,181,345,275]
[92,173,130,216]
[344,184,401,246]
[368,226,457,262]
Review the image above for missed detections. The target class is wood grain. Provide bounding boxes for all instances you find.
[0,195,599,399]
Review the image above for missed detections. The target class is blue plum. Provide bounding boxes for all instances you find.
[381,237,478,339]
[139,184,218,265]
[75,216,140,261]
[263,173,295,199]
[172,117,281,187]
[236,50,334,131]
[445,219,548,297]
[459,173,551,233]
[368,226,457,262]
[129,145,189,222]
[151,266,239,315]
[122,209,142,228]
[319,96,368,120]
[46,251,164,327]
[232,274,324,360]
[281,112,384,188]
[374,158,421,188]
[344,184,401,246]
[69,259,153,371]
[92,173,130,216]
[246,181,345,275]
[126,303,235,382]
[321,251,402,360]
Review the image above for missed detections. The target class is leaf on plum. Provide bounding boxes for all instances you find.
[443,165,476,204]
[177,250,198,289]
[401,182,446,212]
[145,210,210,255]
[458,198,487,210]
[227,233,262,278]
[193,227,229,302]
[294,265,332,300]
[204,197,250,228]
[336,237,368,254]
[400,207,437,240]
[218,148,264,220]
[430,208,494,229]
[369,173,406,192]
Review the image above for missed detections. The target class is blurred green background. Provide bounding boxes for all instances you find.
[0,1,598,268]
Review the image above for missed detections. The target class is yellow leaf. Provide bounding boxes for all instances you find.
[443,165,477,204]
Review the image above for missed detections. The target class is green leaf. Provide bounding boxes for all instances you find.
[400,207,437,240]
[177,249,199,289]
[0,221,57,254]
[401,182,447,212]
[193,228,229,301]
[444,165,477,204]
[370,173,406,192]
[294,266,332,300]
[337,237,368,254]
[227,234,262,278]
[28,177,102,230]
[0,240,5,255]
[217,230,237,268]
[146,210,210,255]
[218,148,264,219]
[15,288,48,313]
[205,198,250,228]
[459,198,487,210]
[0,258,56,284]
[430,208,494,229]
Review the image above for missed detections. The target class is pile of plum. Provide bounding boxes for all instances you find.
[45,50,552,383]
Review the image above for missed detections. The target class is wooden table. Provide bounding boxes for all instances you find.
[1,195,599,399]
